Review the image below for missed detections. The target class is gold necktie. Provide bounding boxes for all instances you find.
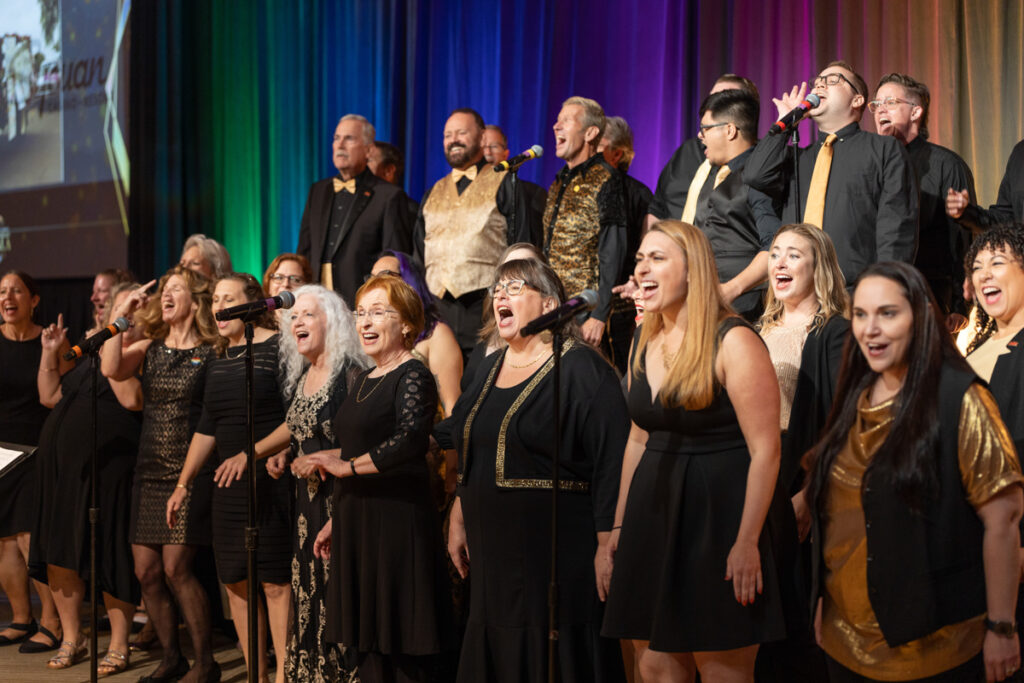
[452,165,478,183]
[332,177,356,193]
[681,160,713,224]
[713,165,731,188]
[320,263,334,290]
[803,133,838,229]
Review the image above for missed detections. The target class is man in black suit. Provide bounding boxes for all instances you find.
[296,114,412,307]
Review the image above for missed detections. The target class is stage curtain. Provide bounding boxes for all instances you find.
[130,0,1024,279]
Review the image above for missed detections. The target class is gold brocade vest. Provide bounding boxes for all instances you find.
[542,163,611,299]
[422,167,508,299]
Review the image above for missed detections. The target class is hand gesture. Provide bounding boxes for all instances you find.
[305,452,347,480]
[946,188,970,219]
[214,452,247,487]
[166,487,187,528]
[114,279,156,319]
[291,454,317,479]
[725,539,763,606]
[612,277,639,301]
[313,519,332,560]
[773,82,808,120]
[266,450,288,479]
[41,313,68,354]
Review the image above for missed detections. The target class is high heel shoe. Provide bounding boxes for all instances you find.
[136,656,189,683]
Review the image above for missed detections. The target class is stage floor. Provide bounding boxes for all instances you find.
[0,599,251,682]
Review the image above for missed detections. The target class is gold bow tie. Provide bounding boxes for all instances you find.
[333,177,356,193]
[452,166,478,183]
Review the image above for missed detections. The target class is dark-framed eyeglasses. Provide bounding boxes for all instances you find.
[270,274,305,285]
[698,121,730,137]
[814,72,858,91]
[488,279,531,296]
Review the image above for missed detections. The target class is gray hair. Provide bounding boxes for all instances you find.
[602,116,635,171]
[339,114,376,147]
[278,285,370,400]
[181,234,233,279]
[562,96,606,140]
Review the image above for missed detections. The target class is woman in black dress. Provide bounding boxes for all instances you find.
[32,282,143,674]
[101,266,220,683]
[602,220,787,682]
[166,273,292,683]
[260,284,366,683]
[437,259,630,683]
[307,275,453,683]
[0,270,60,653]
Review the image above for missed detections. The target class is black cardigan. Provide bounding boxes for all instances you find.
[981,326,1024,457]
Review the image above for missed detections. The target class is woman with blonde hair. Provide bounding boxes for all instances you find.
[101,265,221,682]
[602,220,787,682]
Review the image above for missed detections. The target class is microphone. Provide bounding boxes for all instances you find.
[64,317,131,360]
[494,145,544,172]
[215,291,296,322]
[521,289,598,336]
[768,93,821,135]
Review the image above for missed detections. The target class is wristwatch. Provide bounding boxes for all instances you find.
[985,618,1017,637]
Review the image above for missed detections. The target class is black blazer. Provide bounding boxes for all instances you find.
[983,326,1024,457]
[782,315,850,494]
[296,168,412,307]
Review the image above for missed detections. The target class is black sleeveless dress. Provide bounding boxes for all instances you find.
[195,336,291,584]
[602,319,787,651]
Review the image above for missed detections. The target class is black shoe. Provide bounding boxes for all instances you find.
[137,657,190,683]
[0,619,36,646]
[18,624,60,652]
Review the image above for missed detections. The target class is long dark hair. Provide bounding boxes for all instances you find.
[806,262,972,513]
[377,250,440,342]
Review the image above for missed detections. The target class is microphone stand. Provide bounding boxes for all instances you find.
[89,350,99,683]
[507,165,519,247]
[547,329,562,683]
[243,321,259,683]
[791,125,801,217]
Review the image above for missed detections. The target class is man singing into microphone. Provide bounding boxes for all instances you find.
[413,108,543,359]
[743,61,919,285]
[543,96,627,362]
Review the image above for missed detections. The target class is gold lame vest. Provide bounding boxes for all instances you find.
[422,167,508,299]
[543,162,612,300]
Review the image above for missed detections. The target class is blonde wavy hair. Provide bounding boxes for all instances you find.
[633,220,728,410]
[757,223,849,333]
[134,266,220,346]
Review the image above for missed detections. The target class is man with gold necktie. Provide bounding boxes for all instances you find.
[744,61,919,286]
[413,108,543,359]
[691,89,781,321]
[296,114,412,307]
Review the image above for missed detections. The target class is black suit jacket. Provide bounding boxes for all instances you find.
[296,168,412,307]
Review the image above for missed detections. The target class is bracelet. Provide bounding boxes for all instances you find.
[985,618,1017,637]
[612,525,622,530]
[349,459,359,477]
[175,483,188,490]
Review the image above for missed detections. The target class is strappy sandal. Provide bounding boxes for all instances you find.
[97,648,130,677]
[0,619,36,645]
[46,639,87,669]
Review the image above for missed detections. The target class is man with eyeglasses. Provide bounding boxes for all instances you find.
[413,108,543,359]
[690,89,781,321]
[296,114,412,308]
[744,61,919,287]
[871,73,977,315]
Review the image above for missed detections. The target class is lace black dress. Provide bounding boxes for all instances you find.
[284,366,356,683]
[195,336,291,584]
[326,359,453,663]
[130,341,215,545]
[602,319,788,651]
[30,355,141,602]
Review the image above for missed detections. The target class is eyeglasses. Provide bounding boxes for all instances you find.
[867,97,917,113]
[813,72,858,92]
[488,279,531,296]
[698,122,730,136]
[364,270,400,281]
[270,274,305,285]
[354,309,398,323]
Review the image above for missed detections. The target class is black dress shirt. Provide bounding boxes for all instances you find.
[905,136,977,312]
[648,137,709,220]
[412,159,543,263]
[957,138,1024,231]
[622,173,653,281]
[743,122,919,285]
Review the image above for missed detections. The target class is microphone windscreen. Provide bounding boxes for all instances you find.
[278,291,296,309]
[578,289,598,308]
[530,144,544,157]
[113,317,131,333]
[805,93,821,107]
